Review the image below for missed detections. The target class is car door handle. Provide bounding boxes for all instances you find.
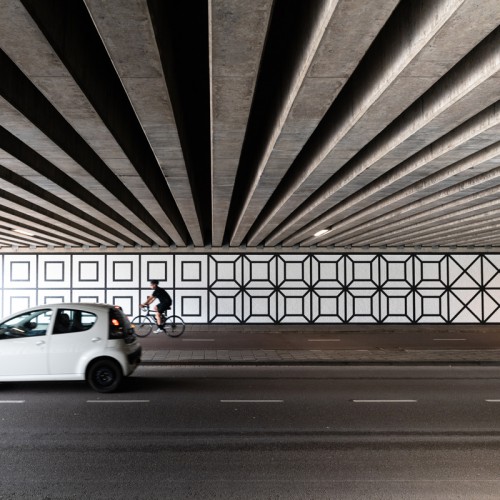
[91,337,102,343]
[36,340,45,346]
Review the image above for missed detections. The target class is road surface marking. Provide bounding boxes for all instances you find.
[87,400,150,403]
[433,338,467,341]
[352,399,417,403]
[221,400,284,403]
[308,339,340,342]
[485,400,500,403]
[182,338,215,342]
[0,400,25,404]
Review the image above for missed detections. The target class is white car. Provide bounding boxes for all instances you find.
[0,303,141,392]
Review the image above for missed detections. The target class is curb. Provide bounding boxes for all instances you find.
[141,359,500,367]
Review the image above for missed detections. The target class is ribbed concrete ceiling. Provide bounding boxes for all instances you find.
[0,0,500,251]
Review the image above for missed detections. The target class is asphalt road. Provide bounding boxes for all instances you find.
[1,365,500,499]
[139,324,500,351]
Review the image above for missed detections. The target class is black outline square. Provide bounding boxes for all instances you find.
[181,261,202,282]
[380,290,413,323]
[182,296,202,317]
[414,290,447,323]
[78,261,99,282]
[10,261,30,282]
[44,261,65,282]
[10,295,30,311]
[215,295,237,317]
[318,294,341,317]
[353,261,373,281]
[250,296,270,317]
[42,295,65,304]
[284,261,304,280]
[113,261,133,282]
[147,261,168,282]
[111,296,133,316]
[319,261,340,282]
[284,295,304,316]
[250,261,271,282]
[215,260,237,282]
[415,256,446,288]
[345,256,378,288]
[76,295,100,303]
[387,261,406,281]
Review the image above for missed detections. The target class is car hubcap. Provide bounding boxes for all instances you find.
[96,368,113,386]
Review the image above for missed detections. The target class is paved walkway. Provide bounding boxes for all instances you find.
[142,348,500,365]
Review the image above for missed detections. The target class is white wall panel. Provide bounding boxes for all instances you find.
[1,253,499,323]
[72,255,105,288]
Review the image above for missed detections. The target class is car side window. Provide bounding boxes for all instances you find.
[53,309,97,334]
[0,309,52,339]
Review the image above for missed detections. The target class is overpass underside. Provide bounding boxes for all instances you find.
[0,1,500,326]
[0,0,499,251]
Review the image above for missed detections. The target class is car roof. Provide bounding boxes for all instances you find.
[0,303,118,321]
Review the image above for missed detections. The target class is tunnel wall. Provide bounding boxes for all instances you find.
[0,252,499,324]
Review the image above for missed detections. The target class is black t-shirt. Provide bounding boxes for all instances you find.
[153,286,171,306]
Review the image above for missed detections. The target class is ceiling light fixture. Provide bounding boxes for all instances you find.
[314,229,331,237]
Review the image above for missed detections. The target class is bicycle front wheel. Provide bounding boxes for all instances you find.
[131,315,154,337]
[164,315,185,337]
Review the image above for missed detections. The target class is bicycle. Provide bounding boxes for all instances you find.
[131,307,185,338]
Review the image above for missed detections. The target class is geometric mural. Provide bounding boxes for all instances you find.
[1,253,499,324]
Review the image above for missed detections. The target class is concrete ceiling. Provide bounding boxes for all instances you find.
[0,0,500,252]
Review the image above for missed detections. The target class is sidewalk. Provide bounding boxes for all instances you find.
[141,348,500,365]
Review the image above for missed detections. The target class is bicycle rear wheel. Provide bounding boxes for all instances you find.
[131,315,154,337]
[164,315,185,337]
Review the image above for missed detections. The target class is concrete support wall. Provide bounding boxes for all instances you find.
[0,253,498,324]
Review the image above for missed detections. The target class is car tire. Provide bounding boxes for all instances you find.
[87,359,123,393]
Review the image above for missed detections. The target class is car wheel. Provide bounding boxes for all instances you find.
[87,359,123,393]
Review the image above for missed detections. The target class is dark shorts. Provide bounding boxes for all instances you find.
[157,302,170,314]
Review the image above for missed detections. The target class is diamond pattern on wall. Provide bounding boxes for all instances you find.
[380,289,413,323]
[243,289,277,323]
[209,255,243,288]
[346,255,378,289]
[277,289,311,323]
[277,254,310,289]
[346,289,380,323]
[311,289,345,323]
[311,255,344,289]
[209,289,243,323]
[243,255,276,288]
[415,289,448,323]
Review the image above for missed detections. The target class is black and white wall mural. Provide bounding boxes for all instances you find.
[1,253,499,324]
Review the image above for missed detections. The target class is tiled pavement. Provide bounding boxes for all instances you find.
[142,348,500,365]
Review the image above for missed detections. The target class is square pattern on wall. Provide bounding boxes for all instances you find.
[0,253,497,323]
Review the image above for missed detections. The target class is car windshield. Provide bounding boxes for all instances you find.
[0,309,52,339]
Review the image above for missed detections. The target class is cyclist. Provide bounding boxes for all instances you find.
[140,280,172,333]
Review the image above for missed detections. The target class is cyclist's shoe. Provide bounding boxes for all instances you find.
[154,327,164,333]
